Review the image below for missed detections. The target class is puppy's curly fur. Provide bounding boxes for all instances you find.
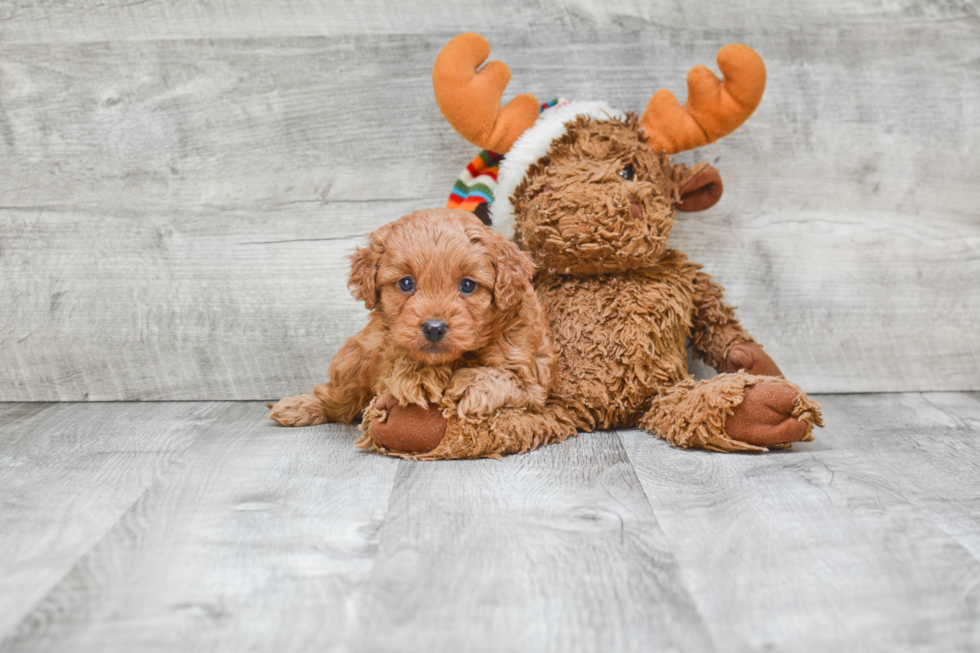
[268,208,555,451]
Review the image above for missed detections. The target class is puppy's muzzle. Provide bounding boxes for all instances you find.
[422,320,448,343]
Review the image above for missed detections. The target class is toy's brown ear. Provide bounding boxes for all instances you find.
[676,165,723,212]
[347,225,390,309]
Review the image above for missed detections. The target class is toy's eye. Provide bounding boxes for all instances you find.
[459,278,477,295]
[619,165,634,181]
[398,276,415,293]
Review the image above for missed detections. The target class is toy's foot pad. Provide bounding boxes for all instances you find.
[367,394,447,454]
[726,381,811,447]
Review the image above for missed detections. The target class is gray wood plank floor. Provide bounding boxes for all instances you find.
[1,394,978,652]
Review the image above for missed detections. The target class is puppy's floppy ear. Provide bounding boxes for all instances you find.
[347,224,390,309]
[481,227,535,310]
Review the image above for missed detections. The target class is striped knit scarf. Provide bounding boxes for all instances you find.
[446,99,563,225]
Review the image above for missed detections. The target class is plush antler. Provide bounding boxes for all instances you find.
[641,44,766,154]
[433,33,540,154]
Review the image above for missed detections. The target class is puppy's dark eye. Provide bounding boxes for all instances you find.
[619,165,634,181]
[459,278,477,295]
[398,276,415,293]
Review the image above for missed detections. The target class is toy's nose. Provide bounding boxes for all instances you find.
[422,320,448,343]
[629,194,644,221]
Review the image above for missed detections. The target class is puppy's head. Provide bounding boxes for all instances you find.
[348,208,534,365]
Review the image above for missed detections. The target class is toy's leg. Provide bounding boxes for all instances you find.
[358,398,578,460]
[640,372,823,452]
[267,318,383,427]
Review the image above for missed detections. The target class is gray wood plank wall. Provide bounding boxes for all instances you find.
[1,2,978,400]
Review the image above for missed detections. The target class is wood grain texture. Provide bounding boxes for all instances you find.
[1,0,976,43]
[0,401,225,638]
[0,402,55,433]
[1,6,978,399]
[0,207,375,401]
[0,404,400,652]
[820,392,980,562]
[619,399,980,652]
[350,431,713,653]
[2,395,980,650]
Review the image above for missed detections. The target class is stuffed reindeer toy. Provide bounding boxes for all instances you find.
[422,33,823,455]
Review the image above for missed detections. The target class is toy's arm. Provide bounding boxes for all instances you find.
[690,270,783,377]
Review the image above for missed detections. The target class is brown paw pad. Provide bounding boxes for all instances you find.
[726,381,810,448]
[724,342,783,378]
[370,397,447,454]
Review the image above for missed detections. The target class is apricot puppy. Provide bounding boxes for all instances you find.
[267,208,554,456]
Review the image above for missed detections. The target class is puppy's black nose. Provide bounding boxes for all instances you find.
[422,320,448,343]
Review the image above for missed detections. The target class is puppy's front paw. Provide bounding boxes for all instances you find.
[443,369,509,421]
[450,391,497,421]
[267,393,328,427]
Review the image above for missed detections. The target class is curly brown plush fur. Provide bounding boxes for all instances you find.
[268,208,567,457]
[502,115,823,452]
[514,116,681,276]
